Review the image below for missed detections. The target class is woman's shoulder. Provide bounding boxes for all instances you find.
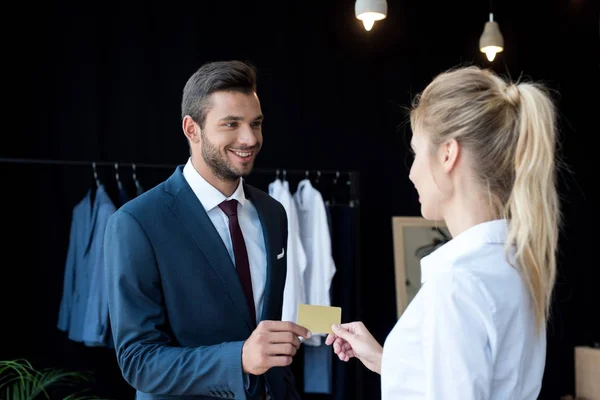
[426,245,525,319]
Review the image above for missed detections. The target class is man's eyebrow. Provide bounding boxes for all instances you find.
[219,115,244,122]
[218,115,264,122]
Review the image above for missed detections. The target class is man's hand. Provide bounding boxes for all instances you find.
[242,321,312,375]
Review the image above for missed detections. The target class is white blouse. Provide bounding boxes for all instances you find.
[381,219,546,399]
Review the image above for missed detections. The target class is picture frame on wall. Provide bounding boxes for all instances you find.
[391,216,450,319]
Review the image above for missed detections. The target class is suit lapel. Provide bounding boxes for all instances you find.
[244,184,278,322]
[165,168,255,331]
[247,186,288,399]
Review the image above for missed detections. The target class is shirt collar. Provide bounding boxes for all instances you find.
[183,158,246,212]
[294,179,314,209]
[269,178,283,194]
[420,219,508,284]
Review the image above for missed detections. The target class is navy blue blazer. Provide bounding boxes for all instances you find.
[103,166,300,400]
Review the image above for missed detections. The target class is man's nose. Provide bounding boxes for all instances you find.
[238,124,258,146]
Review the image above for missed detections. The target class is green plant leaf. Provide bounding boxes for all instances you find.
[0,359,109,400]
[0,359,36,392]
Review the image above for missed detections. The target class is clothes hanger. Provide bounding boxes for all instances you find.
[132,163,144,196]
[90,161,100,204]
[346,173,355,208]
[92,162,100,187]
[114,163,123,190]
[327,171,339,205]
[313,170,321,187]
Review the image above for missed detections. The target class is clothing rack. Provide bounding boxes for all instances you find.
[0,157,360,205]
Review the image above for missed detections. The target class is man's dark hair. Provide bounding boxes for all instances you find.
[181,60,257,129]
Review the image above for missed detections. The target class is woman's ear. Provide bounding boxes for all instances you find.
[440,138,460,173]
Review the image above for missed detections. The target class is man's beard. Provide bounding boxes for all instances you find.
[201,131,259,182]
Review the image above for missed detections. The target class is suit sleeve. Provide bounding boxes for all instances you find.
[104,209,246,398]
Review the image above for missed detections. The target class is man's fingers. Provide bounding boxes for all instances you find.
[269,331,301,348]
[269,343,298,357]
[266,321,312,339]
[269,355,293,367]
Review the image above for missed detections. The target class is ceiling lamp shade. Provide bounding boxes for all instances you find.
[355,0,387,31]
[479,13,504,61]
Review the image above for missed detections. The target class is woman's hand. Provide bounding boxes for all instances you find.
[325,322,383,375]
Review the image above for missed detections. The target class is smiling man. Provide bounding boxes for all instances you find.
[104,60,310,400]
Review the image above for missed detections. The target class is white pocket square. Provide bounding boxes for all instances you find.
[277,248,285,259]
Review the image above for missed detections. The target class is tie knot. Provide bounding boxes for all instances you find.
[219,199,239,217]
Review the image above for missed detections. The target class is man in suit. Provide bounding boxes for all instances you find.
[104,60,311,400]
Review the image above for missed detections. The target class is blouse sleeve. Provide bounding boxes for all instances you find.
[421,269,496,400]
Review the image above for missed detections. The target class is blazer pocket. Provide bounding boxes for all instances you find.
[277,248,285,259]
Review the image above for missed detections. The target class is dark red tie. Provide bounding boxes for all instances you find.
[219,199,256,324]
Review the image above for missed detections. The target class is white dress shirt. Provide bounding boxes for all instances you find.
[293,179,336,345]
[382,219,546,399]
[183,159,267,322]
[268,178,307,324]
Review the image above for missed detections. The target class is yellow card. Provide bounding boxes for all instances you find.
[297,304,342,335]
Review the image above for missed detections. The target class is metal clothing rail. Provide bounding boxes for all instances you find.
[0,157,174,169]
[0,157,352,174]
[0,157,360,204]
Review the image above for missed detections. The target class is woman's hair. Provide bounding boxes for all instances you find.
[410,65,560,332]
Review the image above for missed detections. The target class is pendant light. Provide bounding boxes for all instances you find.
[355,0,387,31]
[479,12,504,61]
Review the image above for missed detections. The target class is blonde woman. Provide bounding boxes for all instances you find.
[326,65,560,399]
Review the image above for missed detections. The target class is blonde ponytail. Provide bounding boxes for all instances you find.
[505,83,560,331]
[410,66,561,333]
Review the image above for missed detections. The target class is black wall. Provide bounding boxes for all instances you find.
[3,0,598,399]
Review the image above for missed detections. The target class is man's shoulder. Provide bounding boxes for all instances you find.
[116,182,170,219]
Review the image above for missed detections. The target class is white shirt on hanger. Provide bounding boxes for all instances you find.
[293,179,336,346]
[381,219,546,400]
[182,158,267,322]
[268,178,307,324]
